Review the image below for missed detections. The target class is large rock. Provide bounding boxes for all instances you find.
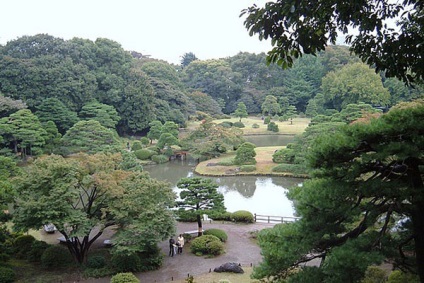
[213,262,244,274]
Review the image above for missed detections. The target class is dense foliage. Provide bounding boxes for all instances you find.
[253,100,424,282]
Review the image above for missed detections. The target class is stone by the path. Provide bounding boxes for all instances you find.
[213,262,244,274]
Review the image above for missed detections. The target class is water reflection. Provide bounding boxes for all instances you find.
[244,135,295,147]
[144,159,303,217]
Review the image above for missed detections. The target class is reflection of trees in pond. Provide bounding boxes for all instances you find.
[271,177,303,189]
[215,176,257,198]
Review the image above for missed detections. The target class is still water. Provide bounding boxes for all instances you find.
[144,158,302,217]
[244,135,295,147]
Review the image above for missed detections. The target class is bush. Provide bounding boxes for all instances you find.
[27,240,50,262]
[140,137,150,146]
[233,121,245,128]
[387,270,420,283]
[272,164,308,175]
[264,116,271,124]
[110,272,140,283]
[207,211,232,221]
[252,123,260,128]
[203,229,228,242]
[138,244,163,271]
[151,154,169,164]
[86,255,106,269]
[146,146,160,153]
[131,141,143,151]
[190,235,224,256]
[240,165,256,172]
[111,253,143,273]
[219,121,233,128]
[0,266,15,283]
[84,267,115,279]
[13,235,36,259]
[134,149,155,160]
[361,266,387,283]
[234,142,256,165]
[41,245,73,269]
[231,210,254,223]
[267,121,279,132]
[207,240,225,256]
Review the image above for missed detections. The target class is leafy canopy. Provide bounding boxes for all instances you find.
[242,0,424,84]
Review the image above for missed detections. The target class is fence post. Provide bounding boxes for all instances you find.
[254,213,257,222]
[268,216,270,223]
[281,217,284,223]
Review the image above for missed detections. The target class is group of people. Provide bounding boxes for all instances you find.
[169,234,185,257]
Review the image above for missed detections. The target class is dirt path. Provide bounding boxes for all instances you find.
[79,221,276,283]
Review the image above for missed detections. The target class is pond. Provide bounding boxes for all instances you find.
[144,158,303,217]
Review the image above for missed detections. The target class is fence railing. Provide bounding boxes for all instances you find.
[254,213,300,224]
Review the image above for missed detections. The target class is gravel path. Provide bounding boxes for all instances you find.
[79,221,276,283]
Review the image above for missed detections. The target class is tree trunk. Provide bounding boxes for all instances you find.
[197,214,203,237]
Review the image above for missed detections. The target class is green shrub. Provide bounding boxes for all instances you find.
[87,255,106,269]
[233,121,245,128]
[138,244,163,271]
[231,210,254,223]
[207,240,225,256]
[279,114,288,121]
[252,123,260,128]
[264,116,271,124]
[0,266,15,283]
[240,165,256,172]
[147,146,160,153]
[27,240,50,262]
[361,266,387,283]
[190,235,223,256]
[134,149,155,160]
[13,234,36,259]
[111,253,143,273]
[267,121,279,132]
[131,141,143,151]
[234,142,256,165]
[217,160,235,166]
[208,211,232,221]
[272,164,308,175]
[110,272,140,283]
[84,267,115,278]
[387,270,420,283]
[203,229,228,242]
[219,121,233,128]
[151,154,169,164]
[140,137,150,146]
[41,245,73,269]
[272,148,294,163]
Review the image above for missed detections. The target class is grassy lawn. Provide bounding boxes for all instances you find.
[185,116,310,136]
[195,146,302,177]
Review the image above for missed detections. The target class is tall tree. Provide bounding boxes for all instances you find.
[180,52,198,68]
[234,102,248,122]
[176,177,225,236]
[12,153,176,264]
[261,95,281,116]
[253,100,424,282]
[321,63,391,111]
[35,97,79,134]
[242,0,424,83]
[61,120,120,154]
[0,94,26,118]
[79,101,120,129]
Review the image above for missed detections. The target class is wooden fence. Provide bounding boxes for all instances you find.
[254,213,300,224]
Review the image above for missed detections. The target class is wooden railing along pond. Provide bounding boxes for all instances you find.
[254,213,300,224]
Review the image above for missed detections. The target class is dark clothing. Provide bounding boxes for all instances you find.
[169,238,175,257]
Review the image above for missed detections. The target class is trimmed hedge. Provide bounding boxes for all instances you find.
[231,210,254,223]
[233,121,245,128]
[151,154,168,164]
[240,165,256,172]
[27,240,50,262]
[203,229,228,242]
[272,164,307,175]
[190,235,224,256]
[110,272,140,283]
[13,234,36,259]
[252,123,260,128]
[134,149,156,160]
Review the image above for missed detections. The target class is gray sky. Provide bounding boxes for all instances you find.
[1,0,271,64]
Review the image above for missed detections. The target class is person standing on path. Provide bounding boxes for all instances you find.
[177,234,185,254]
[169,236,175,257]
